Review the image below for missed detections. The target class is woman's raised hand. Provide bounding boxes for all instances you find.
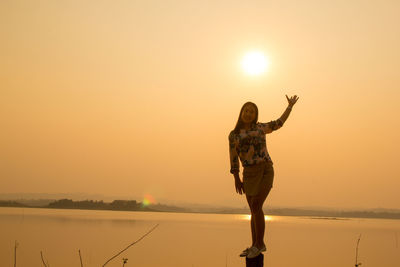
[286,94,299,107]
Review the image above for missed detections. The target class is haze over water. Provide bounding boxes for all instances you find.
[1,207,399,267]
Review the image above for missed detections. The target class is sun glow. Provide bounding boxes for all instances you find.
[241,51,269,75]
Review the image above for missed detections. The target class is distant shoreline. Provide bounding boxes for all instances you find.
[1,199,400,220]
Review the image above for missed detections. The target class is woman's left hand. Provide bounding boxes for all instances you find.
[234,177,245,195]
[286,94,299,107]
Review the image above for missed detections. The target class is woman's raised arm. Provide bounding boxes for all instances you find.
[277,94,298,126]
[259,94,299,133]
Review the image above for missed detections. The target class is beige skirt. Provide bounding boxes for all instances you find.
[243,161,274,197]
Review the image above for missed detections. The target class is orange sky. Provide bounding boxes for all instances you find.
[1,0,399,209]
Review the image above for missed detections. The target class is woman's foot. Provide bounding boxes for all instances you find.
[246,246,261,258]
[239,246,251,257]
[254,243,266,251]
[240,244,266,257]
[259,244,266,252]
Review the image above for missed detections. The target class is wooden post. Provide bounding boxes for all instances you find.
[245,253,263,267]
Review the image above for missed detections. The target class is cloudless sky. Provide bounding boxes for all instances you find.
[1,0,399,209]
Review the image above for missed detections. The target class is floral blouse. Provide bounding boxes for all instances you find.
[228,120,283,174]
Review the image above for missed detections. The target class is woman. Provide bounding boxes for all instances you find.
[228,95,299,258]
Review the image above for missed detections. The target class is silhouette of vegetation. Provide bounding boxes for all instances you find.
[47,199,153,212]
[102,224,159,267]
[1,199,400,219]
[0,200,28,207]
[10,225,158,266]
[263,207,400,220]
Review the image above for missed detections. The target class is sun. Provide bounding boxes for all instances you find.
[241,51,269,76]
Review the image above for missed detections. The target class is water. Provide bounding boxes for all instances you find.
[1,207,399,267]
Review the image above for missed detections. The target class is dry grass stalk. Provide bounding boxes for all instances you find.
[40,251,49,267]
[79,249,84,267]
[102,223,159,267]
[355,234,362,267]
[14,241,18,267]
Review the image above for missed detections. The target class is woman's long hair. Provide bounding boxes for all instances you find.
[232,102,258,134]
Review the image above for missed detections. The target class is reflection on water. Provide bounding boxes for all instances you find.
[237,214,274,221]
[1,207,399,267]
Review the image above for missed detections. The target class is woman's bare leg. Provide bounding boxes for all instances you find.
[246,195,256,246]
[250,186,272,248]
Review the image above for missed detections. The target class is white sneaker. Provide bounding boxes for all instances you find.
[246,246,261,258]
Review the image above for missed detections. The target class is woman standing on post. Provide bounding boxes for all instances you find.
[228,95,299,258]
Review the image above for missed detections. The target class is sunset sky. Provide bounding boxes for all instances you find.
[1,0,399,209]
